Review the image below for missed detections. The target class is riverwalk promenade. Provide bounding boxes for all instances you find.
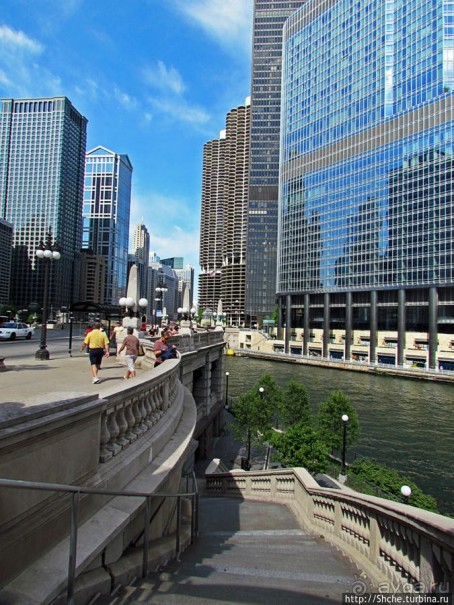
[0,346,151,409]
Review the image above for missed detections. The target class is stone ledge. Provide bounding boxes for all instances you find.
[0,389,197,605]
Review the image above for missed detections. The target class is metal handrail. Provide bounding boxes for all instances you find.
[0,476,199,605]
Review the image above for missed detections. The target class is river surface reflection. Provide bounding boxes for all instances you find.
[225,356,454,514]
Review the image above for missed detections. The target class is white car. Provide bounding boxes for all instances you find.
[0,322,34,341]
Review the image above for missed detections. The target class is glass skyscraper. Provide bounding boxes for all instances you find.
[277,0,454,369]
[83,146,132,305]
[245,0,306,325]
[0,97,87,309]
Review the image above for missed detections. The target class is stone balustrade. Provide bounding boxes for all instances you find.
[205,468,454,594]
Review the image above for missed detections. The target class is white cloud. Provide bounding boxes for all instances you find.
[143,61,186,95]
[148,96,210,126]
[0,25,63,97]
[169,0,253,56]
[0,25,44,54]
[113,86,138,110]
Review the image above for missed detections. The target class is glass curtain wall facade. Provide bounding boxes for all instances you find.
[246,0,306,325]
[277,0,454,369]
[0,97,87,309]
[83,146,132,305]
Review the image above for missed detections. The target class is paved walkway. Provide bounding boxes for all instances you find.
[0,338,155,409]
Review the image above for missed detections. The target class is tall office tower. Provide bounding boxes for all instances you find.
[83,146,132,304]
[79,250,106,304]
[198,132,225,309]
[0,219,13,305]
[222,99,250,326]
[245,0,306,326]
[175,265,195,309]
[132,222,150,300]
[277,0,454,370]
[0,97,87,309]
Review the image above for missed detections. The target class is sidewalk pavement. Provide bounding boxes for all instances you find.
[0,346,154,409]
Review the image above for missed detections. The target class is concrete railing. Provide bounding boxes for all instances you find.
[0,329,225,594]
[205,468,454,594]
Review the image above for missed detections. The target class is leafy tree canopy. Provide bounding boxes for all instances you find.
[279,380,311,429]
[269,422,329,474]
[318,390,360,452]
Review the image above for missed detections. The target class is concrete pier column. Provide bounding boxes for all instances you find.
[370,290,377,364]
[285,294,292,354]
[428,287,438,370]
[323,293,330,359]
[397,289,406,367]
[345,292,352,361]
[303,293,310,356]
[278,296,284,340]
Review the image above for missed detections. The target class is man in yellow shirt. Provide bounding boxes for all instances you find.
[80,321,110,384]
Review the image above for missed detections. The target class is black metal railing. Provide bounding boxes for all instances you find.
[0,475,199,604]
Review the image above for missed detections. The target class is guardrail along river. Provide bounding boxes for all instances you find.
[225,356,453,515]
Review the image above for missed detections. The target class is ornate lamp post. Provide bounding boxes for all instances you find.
[155,279,168,326]
[341,414,349,474]
[35,234,61,360]
[118,297,148,324]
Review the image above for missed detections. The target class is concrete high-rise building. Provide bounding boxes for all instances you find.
[199,99,251,323]
[132,223,150,301]
[277,0,454,370]
[175,265,195,310]
[222,100,250,326]
[0,97,87,309]
[83,146,132,305]
[0,219,13,306]
[198,132,225,310]
[245,0,306,326]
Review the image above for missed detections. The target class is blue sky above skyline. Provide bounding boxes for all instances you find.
[0,0,253,285]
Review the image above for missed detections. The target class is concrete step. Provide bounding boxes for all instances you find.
[93,497,365,604]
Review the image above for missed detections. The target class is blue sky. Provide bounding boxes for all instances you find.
[0,0,253,281]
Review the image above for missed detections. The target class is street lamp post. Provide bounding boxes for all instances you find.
[155,279,168,327]
[119,297,148,326]
[225,371,229,409]
[35,234,61,360]
[341,414,349,474]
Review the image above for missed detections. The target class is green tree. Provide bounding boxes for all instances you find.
[318,390,360,453]
[232,373,281,467]
[348,458,439,513]
[278,381,311,429]
[269,422,329,474]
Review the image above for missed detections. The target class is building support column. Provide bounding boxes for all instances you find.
[345,292,352,361]
[370,290,377,364]
[323,293,330,359]
[397,289,406,366]
[278,296,284,340]
[428,287,438,370]
[284,294,291,354]
[303,293,310,356]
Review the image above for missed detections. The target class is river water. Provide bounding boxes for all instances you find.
[225,356,454,515]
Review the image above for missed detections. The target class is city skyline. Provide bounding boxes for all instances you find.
[0,1,253,278]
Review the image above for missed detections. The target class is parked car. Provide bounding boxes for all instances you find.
[0,322,34,341]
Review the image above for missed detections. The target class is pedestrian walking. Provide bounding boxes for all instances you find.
[80,321,110,384]
[118,326,140,379]
[110,321,123,353]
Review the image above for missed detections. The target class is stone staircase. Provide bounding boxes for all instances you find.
[91,496,366,604]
